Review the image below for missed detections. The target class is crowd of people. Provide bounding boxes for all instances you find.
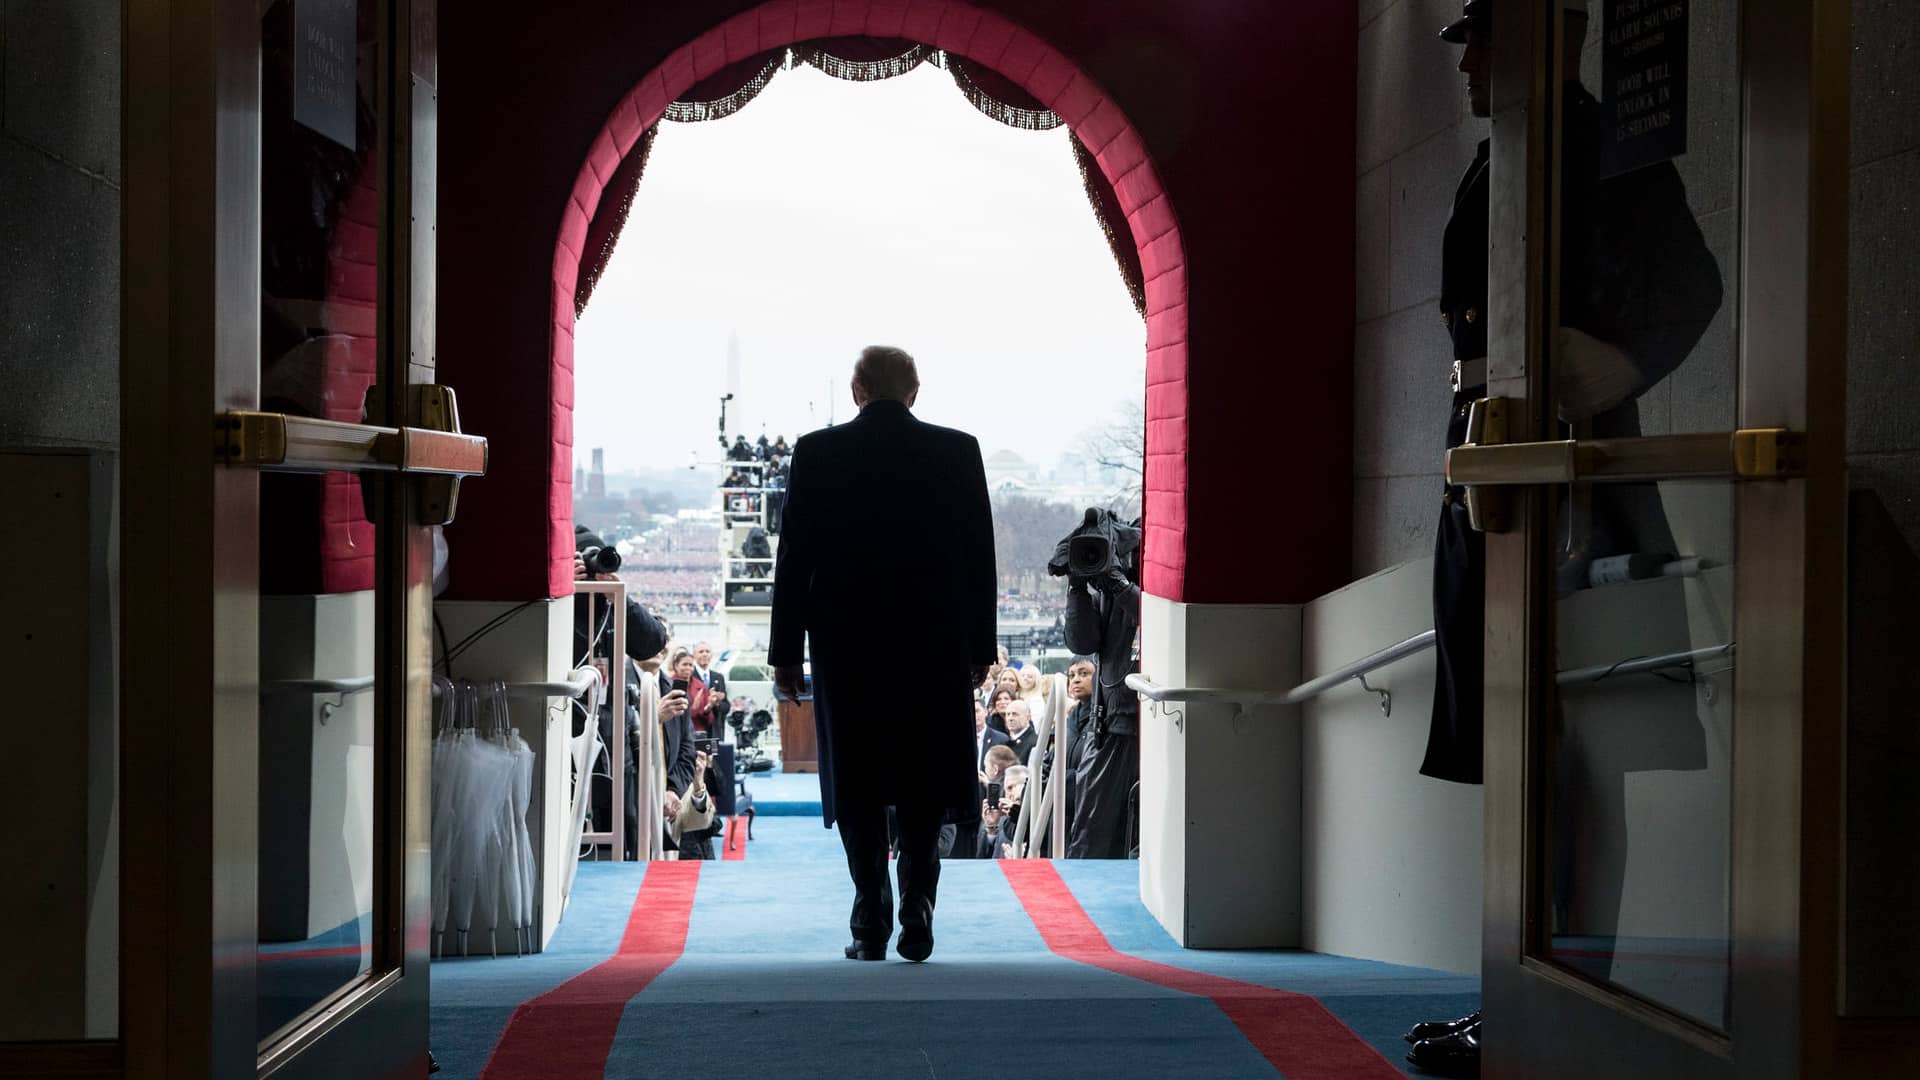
[721,433,793,533]
[576,493,1142,866]
[574,527,752,861]
[954,648,1130,860]
[619,517,722,616]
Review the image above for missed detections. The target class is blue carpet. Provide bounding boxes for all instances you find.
[432,853,1480,1079]
[740,770,823,816]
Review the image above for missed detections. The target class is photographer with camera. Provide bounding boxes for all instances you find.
[574,526,672,859]
[978,762,1029,860]
[1051,509,1143,859]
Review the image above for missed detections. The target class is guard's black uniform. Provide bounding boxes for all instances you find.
[1422,87,1724,785]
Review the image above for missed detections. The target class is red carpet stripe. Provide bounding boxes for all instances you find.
[1001,862,1402,1080]
[478,861,701,1079]
[723,816,747,860]
[258,945,364,962]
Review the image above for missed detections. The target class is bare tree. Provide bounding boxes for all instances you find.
[1080,399,1145,517]
[992,492,1083,590]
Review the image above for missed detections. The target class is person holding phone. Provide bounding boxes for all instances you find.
[667,749,716,860]
[669,649,719,739]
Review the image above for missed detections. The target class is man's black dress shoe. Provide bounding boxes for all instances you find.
[844,939,886,961]
[1405,1009,1482,1044]
[1406,1020,1480,1077]
[896,925,933,963]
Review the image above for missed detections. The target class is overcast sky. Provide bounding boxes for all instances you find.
[573,61,1146,474]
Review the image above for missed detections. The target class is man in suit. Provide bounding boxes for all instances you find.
[771,345,996,963]
[974,701,1011,771]
[953,701,1011,859]
[1002,699,1039,766]
[690,641,728,717]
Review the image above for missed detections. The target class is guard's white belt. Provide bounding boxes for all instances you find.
[1450,357,1488,393]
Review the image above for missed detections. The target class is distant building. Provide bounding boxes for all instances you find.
[984,449,1039,490]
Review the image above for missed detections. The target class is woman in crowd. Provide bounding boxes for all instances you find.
[988,687,1018,735]
[671,648,721,738]
[660,645,726,857]
[1018,663,1049,726]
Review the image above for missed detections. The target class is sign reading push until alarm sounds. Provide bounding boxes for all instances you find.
[1600,0,1689,179]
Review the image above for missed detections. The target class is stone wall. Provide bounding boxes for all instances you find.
[1352,0,1478,576]
[1843,0,1920,1018]
[0,0,121,452]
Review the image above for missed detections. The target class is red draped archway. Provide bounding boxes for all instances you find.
[542,0,1188,600]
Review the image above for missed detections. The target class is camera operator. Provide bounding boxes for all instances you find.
[574,526,671,859]
[1056,510,1143,859]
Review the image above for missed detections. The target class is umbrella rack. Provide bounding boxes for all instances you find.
[428,665,606,959]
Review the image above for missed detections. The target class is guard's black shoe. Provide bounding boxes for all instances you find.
[1405,1009,1482,1044]
[1406,1020,1481,1077]
[896,925,933,963]
[844,939,887,961]
[428,1050,441,1073]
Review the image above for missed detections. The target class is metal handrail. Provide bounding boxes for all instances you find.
[1009,672,1071,859]
[1123,630,1437,711]
[1284,630,1438,705]
[1126,632,1735,717]
[575,580,629,861]
[424,667,604,705]
[264,675,377,696]
[1556,642,1734,686]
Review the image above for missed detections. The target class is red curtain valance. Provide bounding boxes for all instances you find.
[575,125,656,317]
[574,37,1144,320]
[663,48,788,123]
[936,53,1061,132]
[793,36,932,81]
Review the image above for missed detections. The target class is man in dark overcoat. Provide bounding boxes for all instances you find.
[770,345,996,963]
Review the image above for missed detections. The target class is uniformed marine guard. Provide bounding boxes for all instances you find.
[1410,0,1724,1072]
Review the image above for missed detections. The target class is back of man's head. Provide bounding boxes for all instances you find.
[853,345,920,405]
[985,744,1019,776]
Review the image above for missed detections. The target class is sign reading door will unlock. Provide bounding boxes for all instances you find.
[1601,0,1689,179]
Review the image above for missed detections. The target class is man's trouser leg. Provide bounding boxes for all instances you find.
[891,801,945,930]
[836,802,894,944]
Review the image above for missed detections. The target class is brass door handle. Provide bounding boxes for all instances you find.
[1444,398,1804,532]
[216,385,486,525]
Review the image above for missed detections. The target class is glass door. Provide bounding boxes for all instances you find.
[247,1,473,1074]
[1453,0,1848,1076]
[123,0,473,1075]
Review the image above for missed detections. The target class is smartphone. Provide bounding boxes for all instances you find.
[671,677,690,694]
[986,781,1004,805]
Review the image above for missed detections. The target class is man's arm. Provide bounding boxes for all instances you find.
[664,709,696,796]
[768,440,816,672]
[625,597,667,661]
[960,435,997,666]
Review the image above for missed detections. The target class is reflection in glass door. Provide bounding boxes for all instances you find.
[255,0,386,1044]
[1465,0,1850,1075]
[1539,0,1743,1030]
